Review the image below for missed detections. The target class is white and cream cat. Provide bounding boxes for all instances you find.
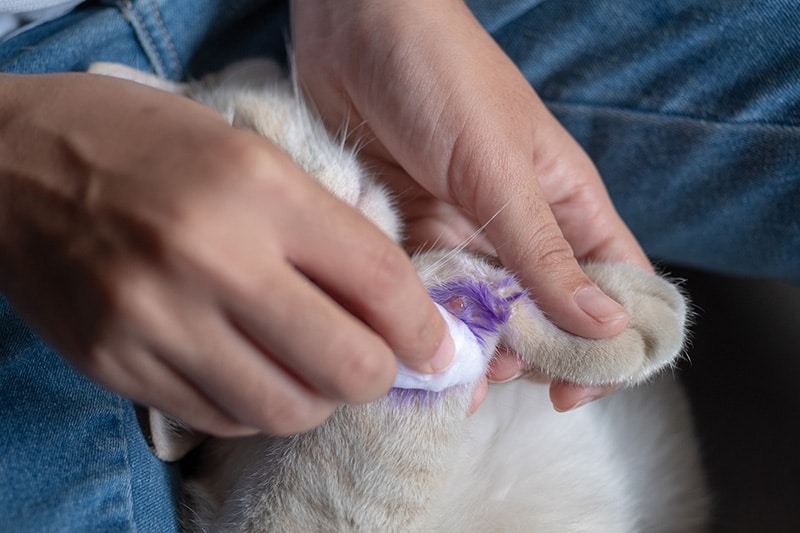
[89,60,709,532]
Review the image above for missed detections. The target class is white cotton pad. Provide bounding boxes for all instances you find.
[392,303,486,392]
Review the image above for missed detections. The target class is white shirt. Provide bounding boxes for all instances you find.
[0,0,84,41]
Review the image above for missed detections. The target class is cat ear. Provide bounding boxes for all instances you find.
[135,405,207,462]
[87,62,187,94]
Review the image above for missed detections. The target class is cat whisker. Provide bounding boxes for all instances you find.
[415,203,508,279]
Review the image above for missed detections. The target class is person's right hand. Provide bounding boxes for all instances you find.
[0,72,453,436]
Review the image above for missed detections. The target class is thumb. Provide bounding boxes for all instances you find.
[502,212,629,340]
[459,157,629,340]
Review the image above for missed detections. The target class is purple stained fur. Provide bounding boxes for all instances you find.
[388,384,477,405]
[428,276,526,345]
[388,276,525,404]
[388,387,442,406]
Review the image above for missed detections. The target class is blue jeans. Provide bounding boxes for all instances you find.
[1,0,797,530]
[467,0,800,284]
[0,297,181,531]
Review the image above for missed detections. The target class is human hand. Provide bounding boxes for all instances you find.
[290,0,653,411]
[0,72,453,436]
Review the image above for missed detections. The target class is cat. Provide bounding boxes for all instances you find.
[89,59,710,532]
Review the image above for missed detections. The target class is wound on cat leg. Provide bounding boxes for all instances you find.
[392,276,524,394]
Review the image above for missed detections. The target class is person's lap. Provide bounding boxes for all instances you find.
[2,0,796,529]
[0,293,181,531]
[468,0,800,284]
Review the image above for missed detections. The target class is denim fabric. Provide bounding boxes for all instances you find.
[0,295,181,532]
[0,0,289,78]
[468,0,800,283]
[1,0,798,530]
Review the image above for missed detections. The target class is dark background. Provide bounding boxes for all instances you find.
[670,266,800,532]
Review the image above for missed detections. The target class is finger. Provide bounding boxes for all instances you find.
[486,347,524,383]
[464,166,629,340]
[452,55,647,339]
[88,342,258,438]
[112,272,342,435]
[382,147,631,341]
[468,377,489,415]
[163,306,341,436]
[343,3,632,340]
[549,380,620,413]
[223,259,399,405]
[182,340,340,436]
[282,182,454,373]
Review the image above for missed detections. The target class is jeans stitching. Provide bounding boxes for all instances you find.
[115,395,137,532]
[544,100,800,131]
[117,0,167,77]
[147,0,183,79]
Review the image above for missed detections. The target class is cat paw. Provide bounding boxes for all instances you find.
[505,262,688,386]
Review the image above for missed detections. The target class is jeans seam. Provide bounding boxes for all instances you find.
[117,0,167,77]
[544,99,800,131]
[147,0,183,80]
[115,394,137,532]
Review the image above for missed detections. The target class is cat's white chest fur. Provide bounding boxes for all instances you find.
[434,378,707,532]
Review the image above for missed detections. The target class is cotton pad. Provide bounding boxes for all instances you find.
[392,303,486,392]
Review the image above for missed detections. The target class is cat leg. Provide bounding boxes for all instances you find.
[413,249,688,386]
[189,389,474,532]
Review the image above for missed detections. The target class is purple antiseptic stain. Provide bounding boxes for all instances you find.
[427,277,525,345]
[387,387,441,406]
[387,276,526,405]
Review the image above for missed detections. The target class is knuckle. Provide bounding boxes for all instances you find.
[257,391,319,435]
[173,137,282,218]
[210,135,298,199]
[516,226,576,271]
[102,265,161,325]
[260,400,306,434]
[332,345,392,402]
[197,132,268,177]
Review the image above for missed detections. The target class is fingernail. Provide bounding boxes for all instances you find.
[554,395,600,413]
[488,368,524,384]
[430,329,455,373]
[574,286,628,324]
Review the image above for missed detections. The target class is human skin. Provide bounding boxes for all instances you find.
[0,72,453,437]
[290,0,654,410]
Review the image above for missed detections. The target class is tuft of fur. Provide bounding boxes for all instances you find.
[88,60,709,532]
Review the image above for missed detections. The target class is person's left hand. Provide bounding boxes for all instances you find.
[290,0,653,412]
